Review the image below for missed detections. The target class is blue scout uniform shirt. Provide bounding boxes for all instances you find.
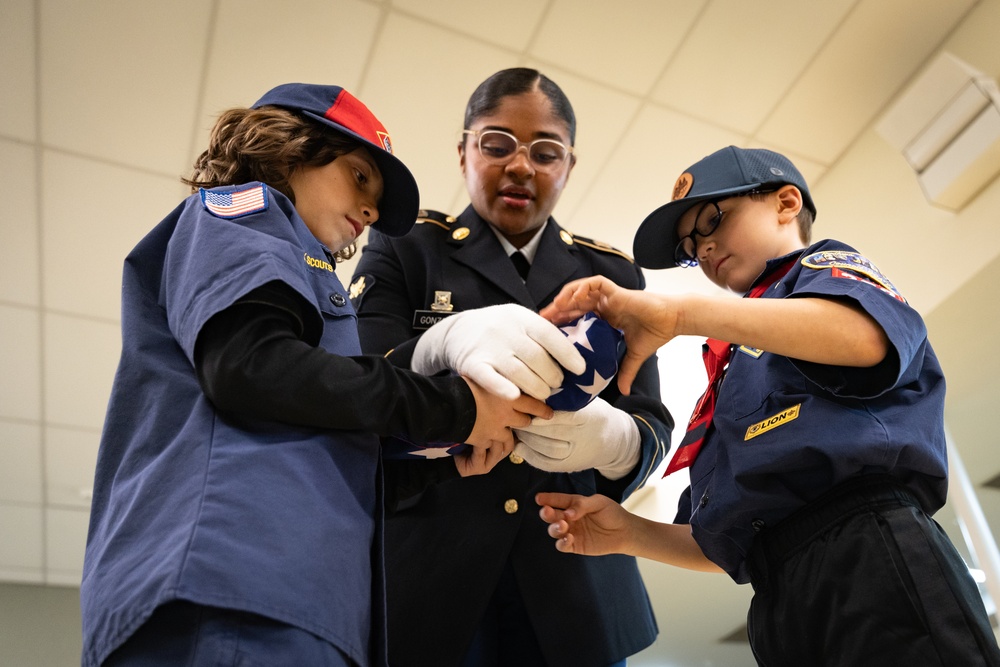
[81,183,383,667]
[676,238,947,584]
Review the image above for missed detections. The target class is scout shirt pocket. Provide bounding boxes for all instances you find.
[300,251,362,356]
[718,350,810,458]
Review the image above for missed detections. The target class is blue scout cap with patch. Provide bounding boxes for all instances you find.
[632,146,817,269]
[252,83,419,237]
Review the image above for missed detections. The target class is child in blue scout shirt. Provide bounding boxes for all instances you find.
[80,83,551,667]
[537,146,1000,666]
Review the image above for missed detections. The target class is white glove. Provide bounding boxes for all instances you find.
[412,304,585,401]
[513,398,641,480]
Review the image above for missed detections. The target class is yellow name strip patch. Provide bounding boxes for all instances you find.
[745,404,801,441]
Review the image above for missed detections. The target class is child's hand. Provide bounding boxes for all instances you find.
[453,438,515,477]
[540,276,679,395]
[535,492,634,556]
[463,378,552,451]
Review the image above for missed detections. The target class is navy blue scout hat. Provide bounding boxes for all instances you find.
[632,146,817,269]
[252,83,419,237]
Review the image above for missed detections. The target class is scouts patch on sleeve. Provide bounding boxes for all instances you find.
[200,183,269,219]
[801,250,905,302]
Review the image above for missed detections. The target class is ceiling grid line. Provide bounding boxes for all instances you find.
[186,0,221,171]
[31,0,49,584]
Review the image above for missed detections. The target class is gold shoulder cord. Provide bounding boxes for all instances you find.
[570,234,635,264]
[415,209,455,231]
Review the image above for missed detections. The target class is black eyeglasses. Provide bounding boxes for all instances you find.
[461,129,573,172]
[674,188,777,267]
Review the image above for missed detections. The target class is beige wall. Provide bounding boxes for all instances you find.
[0,583,81,666]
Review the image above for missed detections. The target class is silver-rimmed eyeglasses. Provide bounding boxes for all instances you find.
[674,188,777,267]
[462,129,573,173]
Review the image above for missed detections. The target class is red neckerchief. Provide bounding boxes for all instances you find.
[663,258,797,476]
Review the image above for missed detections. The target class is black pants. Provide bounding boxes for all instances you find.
[747,475,1000,667]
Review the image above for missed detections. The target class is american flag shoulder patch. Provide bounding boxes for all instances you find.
[200,183,269,219]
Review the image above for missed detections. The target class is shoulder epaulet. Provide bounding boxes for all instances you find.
[415,209,456,231]
[566,232,635,263]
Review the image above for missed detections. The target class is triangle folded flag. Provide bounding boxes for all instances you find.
[382,312,624,459]
[545,312,624,411]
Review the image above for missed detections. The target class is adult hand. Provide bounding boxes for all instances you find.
[513,398,639,480]
[536,492,634,556]
[539,276,677,395]
[413,304,586,401]
[463,377,552,452]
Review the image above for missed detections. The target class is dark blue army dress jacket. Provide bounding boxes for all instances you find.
[350,205,673,667]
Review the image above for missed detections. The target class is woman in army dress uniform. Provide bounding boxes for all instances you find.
[350,68,674,667]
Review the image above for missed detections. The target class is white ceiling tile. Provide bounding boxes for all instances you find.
[45,507,89,585]
[814,128,1000,315]
[41,151,186,320]
[0,422,42,505]
[0,305,41,421]
[650,0,855,137]
[569,104,746,253]
[0,504,43,580]
[43,314,119,430]
[940,0,1000,76]
[390,0,544,52]
[530,0,707,96]
[39,0,212,174]
[198,0,382,141]
[0,0,36,142]
[757,0,981,164]
[362,14,516,212]
[45,427,99,510]
[0,139,39,306]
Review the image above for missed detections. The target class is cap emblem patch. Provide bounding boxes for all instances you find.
[377,131,393,154]
[672,172,693,200]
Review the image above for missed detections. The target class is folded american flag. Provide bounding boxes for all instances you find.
[383,312,624,459]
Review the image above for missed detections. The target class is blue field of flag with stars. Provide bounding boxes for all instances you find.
[382,312,624,459]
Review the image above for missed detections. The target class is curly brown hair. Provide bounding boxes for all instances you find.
[183,106,365,260]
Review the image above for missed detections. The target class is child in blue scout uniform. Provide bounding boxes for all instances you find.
[80,83,551,667]
[350,68,671,667]
[537,146,1000,666]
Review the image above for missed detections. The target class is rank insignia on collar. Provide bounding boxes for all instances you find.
[430,291,454,312]
[349,276,367,300]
